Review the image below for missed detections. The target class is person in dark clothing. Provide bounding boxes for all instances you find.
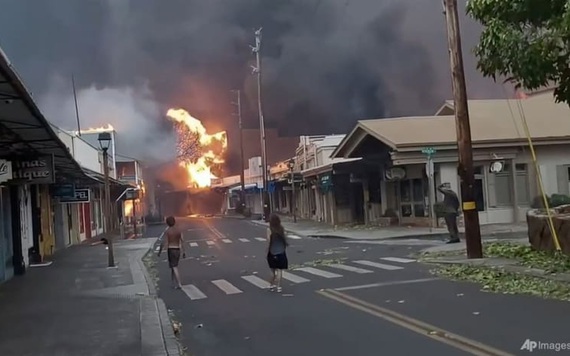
[266,214,289,293]
[437,183,460,244]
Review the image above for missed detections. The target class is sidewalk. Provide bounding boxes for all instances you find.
[250,215,528,240]
[0,236,179,356]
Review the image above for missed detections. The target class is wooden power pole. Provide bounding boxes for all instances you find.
[443,0,483,258]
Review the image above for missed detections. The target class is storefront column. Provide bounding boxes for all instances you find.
[510,159,519,222]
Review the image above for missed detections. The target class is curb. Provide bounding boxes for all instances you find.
[140,241,181,356]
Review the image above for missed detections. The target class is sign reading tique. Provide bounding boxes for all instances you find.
[8,155,55,184]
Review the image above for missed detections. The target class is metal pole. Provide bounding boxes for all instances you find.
[132,197,137,239]
[232,89,247,212]
[427,155,436,230]
[71,74,81,136]
[103,150,115,267]
[443,0,482,258]
[252,27,270,221]
[291,167,297,223]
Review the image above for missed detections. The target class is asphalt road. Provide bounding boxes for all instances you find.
[147,217,570,356]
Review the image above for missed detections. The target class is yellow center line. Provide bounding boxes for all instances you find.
[202,219,225,240]
[317,289,514,356]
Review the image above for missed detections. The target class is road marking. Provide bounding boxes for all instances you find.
[181,284,207,300]
[255,237,266,242]
[334,278,439,291]
[241,275,270,289]
[239,238,250,242]
[328,264,373,274]
[380,257,416,263]
[189,242,198,247]
[295,267,342,278]
[317,289,513,356]
[282,271,310,283]
[354,260,403,270]
[222,239,232,243]
[211,279,242,294]
[206,241,215,246]
[287,234,302,239]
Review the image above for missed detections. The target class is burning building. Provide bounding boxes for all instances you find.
[150,108,227,217]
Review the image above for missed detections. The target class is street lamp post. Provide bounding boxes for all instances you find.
[98,132,114,267]
[288,160,297,223]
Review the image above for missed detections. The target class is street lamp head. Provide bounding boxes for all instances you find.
[98,132,112,151]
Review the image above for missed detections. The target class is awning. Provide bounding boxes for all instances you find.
[301,158,362,178]
[0,48,89,183]
[229,183,258,193]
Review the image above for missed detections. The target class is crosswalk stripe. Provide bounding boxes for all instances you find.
[211,279,242,294]
[354,260,403,270]
[189,242,198,247]
[222,239,232,243]
[328,264,373,274]
[282,271,310,283]
[239,238,250,242]
[206,241,215,245]
[287,234,302,240]
[255,237,266,242]
[380,257,416,263]
[241,275,270,289]
[295,267,342,278]
[181,284,207,300]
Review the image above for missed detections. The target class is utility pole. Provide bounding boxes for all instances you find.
[443,0,483,258]
[251,27,270,222]
[231,89,247,213]
[71,74,81,136]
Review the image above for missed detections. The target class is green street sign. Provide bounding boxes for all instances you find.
[421,147,436,156]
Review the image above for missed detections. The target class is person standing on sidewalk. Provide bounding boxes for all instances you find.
[437,183,460,244]
[158,216,185,289]
[266,214,289,293]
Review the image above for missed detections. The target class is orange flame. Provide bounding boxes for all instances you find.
[124,200,134,216]
[166,109,227,188]
[80,124,115,133]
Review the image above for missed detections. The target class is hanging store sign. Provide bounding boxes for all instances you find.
[53,184,76,198]
[0,159,13,184]
[59,188,90,203]
[8,155,55,184]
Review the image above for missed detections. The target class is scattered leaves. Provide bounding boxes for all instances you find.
[432,265,570,301]
[484,242,570,273]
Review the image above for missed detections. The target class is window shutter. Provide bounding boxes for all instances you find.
[487,172,497,207]
[556,165,569,195]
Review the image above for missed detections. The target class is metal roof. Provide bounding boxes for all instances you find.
[0,48,128,186]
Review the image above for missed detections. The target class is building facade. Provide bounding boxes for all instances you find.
[332,95,570,227]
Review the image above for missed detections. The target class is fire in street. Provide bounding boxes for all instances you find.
[166,108,227,189]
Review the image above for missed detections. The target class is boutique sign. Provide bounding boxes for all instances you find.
[8,155,55,184]
[0,159,13,184]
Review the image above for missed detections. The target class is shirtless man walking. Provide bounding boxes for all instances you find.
[158,216,185,289]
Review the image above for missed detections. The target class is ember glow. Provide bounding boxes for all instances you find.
[80,124,115,133]
[166,108,227,188]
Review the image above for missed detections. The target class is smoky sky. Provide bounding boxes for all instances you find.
[0,0,511,169]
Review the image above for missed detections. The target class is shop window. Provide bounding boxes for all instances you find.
[492,163,530,207]
[333,175,350,207]
[516,164,530,204]
[399,178,427,217]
